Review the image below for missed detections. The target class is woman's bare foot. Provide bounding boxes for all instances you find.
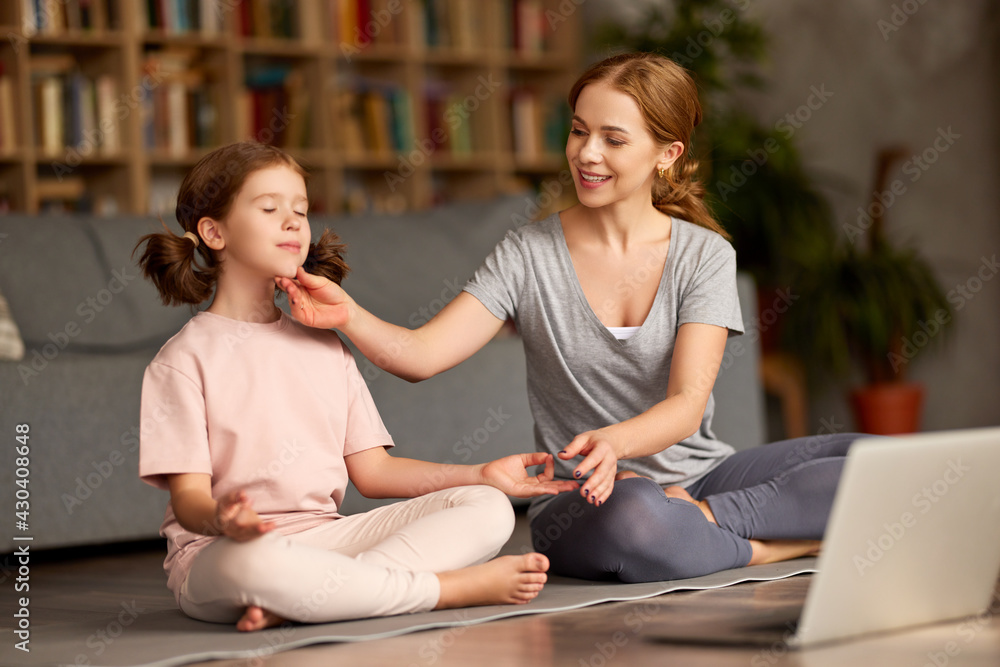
[236,605,285,632]
[435,553,549,609]
[664,485,717,525]
[748,539,822,566]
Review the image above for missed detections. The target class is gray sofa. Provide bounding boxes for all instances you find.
[0,194,764,552]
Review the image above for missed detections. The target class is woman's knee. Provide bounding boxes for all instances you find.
[531,479,667,574]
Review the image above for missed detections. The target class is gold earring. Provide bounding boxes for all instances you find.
[658,168,666,179]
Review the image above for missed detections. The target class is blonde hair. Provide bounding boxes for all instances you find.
[568,52,729,240]
[134,141,349,306]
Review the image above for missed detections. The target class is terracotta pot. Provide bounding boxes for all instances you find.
[850,382,925,435]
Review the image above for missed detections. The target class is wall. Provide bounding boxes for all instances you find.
[581,0,1000,434]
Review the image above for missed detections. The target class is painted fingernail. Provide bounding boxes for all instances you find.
[560,450,567,455]
[591,495,596,503]
[574,471,582,478]
[583,488,589,496]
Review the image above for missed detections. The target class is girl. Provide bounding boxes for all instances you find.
[277,53,861,583]
[135,141,576,632]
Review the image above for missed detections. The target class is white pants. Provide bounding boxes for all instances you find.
[178,485,514,623]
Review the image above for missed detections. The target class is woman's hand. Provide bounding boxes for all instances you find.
[480,452,580,498]
[275,267,353,330]
[215,489,275,542]
[558,431,620,506]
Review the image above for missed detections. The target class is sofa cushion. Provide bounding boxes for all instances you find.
[0,215,192,352]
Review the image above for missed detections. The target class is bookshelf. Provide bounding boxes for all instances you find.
[0,0,581,215]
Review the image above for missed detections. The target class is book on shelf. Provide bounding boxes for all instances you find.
[0,65,15,154]
[142,48,218,155]
[421,0,486,52]
[36,175,101,214]
[332,0,403,55]
[138,0,224,35]
[512,0,546,54]
[330,76,414,158]
[510,87,567,160]
[240,64,312,149]
[237,0,312,40]
[27,54,122,158]
[21,0,112,34]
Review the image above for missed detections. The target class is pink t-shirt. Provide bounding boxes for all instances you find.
[139,310,393,597]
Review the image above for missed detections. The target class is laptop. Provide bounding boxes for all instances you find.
[647,427,1000,648]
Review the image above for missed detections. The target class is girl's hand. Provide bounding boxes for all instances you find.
[558,431,620,506]
[480,452,580,498]
[275,267,353,330]
[215,490,275,542]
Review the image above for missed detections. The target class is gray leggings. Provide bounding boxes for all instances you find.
[530,432,862,582]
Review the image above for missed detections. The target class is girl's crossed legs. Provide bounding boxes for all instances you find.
[180,485,547,629]
[531,433,861,583]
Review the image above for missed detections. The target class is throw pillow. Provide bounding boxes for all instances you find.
[0,286,25,360]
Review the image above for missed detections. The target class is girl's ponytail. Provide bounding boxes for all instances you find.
[303,228,350,285]
[134,225,219,306]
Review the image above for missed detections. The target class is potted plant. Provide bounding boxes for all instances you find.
[782,149,953,433]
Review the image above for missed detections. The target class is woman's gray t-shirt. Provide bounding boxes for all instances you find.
[463,213,744,518]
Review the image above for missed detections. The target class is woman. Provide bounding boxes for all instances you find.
[277,53,857,582]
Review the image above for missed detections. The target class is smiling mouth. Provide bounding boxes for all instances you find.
[580,172,611,183]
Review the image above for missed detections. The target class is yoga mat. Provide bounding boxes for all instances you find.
[3,558,816,667]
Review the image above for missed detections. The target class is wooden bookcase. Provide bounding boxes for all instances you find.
[0,0,582,215]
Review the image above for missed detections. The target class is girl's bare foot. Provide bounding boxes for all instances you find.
[435,553,549,609]
[236,605,285,632]
[664,485,717,525]
[748,539,822,566]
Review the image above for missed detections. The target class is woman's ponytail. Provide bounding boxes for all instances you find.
[653,157,730,241]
